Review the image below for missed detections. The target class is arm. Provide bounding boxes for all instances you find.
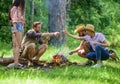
[69,41,84,55]
[93,33,110,47]
[41,32,59,37]
[26,30,41,38]
[93,41,110,47]
[42,36,50,44]
[13,22,17,33]
[10,7,18,33]
[63,30,84,40]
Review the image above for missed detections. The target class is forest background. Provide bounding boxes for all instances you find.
[0,0,120,84]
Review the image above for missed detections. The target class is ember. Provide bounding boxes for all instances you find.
[52,54,69,64]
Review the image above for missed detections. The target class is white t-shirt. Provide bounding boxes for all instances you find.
[84,32,107,51]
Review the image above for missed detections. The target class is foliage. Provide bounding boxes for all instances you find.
[25,0,48,32]
[66,0,120,47]
[0,0,12,43]
[0,0,120,46]
[0,1,120,83]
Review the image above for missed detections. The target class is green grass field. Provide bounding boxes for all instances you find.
[0,42,120,84]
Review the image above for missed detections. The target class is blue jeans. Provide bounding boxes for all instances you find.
[86,44,109,61]
[11,22,23,33]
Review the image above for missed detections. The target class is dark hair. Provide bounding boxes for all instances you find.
[8,0,25,20]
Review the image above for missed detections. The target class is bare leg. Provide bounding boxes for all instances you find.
[21,43,35,66]
[78,49,86,58]
[12,32,22,66]
[34,44,48,60]
[26,43,35,66]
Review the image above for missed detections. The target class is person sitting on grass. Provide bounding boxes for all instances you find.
[68,24,91,59]
[64,24,110,68]
[19,21,59,67]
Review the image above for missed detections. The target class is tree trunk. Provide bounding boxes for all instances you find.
[48,0,66,46]
[30,0,34,25]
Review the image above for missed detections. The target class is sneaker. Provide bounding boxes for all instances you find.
[7,63,15,68]
[14,63,24,69]
[7,63,24,69]
[91,63,103,68]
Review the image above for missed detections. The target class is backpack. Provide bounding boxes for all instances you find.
[109,50,119,61]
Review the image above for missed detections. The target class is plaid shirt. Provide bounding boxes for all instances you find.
[10,6,25,24]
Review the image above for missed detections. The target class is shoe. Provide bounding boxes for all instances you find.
[7,63,15,68]
[14,63,24,69]
[7,63,24,69]
[91,62,103,68]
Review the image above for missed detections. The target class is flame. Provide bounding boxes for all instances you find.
[52,55,61,63]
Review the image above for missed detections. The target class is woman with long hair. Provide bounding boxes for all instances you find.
[9,0,25,68]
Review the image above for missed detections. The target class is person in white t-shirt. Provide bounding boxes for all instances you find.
[64,24,110,68]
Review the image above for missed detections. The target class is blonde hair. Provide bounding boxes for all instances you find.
[74,24,85,33]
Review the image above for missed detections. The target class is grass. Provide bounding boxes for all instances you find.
[0,42,120,84]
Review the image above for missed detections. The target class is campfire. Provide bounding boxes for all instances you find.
[0,52,81,70]
[32,53,71,68]
[52,54,69,63]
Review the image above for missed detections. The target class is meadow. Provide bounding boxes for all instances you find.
[0,42,120,84]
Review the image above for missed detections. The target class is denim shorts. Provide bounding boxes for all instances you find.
[11,22,23,33]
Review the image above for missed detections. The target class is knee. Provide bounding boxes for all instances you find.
[86,52,93,59]
[78,50,83,55]
[77,50,86,58]
[86,53,90,58]
[42,44,48,49]
[38,44,48,50]
[28,43,35,49]
[95,44,101,50]
[78,51,82,56]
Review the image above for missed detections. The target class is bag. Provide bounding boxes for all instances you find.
[109,50,119,61]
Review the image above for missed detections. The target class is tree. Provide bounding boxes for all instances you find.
[48,0,66,46]
[30,0,34,25]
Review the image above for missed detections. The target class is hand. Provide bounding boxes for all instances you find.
[13,29,17,34]
[54,32,60,37]
[45,36,50,41]
[93,42,100,45]
[23,22,26,28]
[69,51,74,55]
[63,30,68,34]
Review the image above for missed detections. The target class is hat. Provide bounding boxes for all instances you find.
[74,24,85,33]
[85,24,95,32]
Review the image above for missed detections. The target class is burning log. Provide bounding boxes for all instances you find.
[32,54,71,67]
